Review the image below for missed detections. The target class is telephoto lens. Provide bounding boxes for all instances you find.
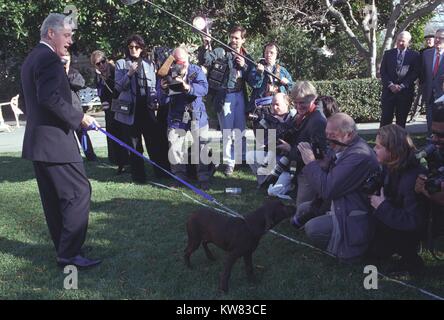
[258,156,290,188]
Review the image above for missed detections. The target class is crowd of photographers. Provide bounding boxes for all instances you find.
[76,25,444,275]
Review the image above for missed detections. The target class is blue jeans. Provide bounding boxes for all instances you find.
[217,92,246,168]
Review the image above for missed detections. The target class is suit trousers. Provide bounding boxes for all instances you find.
[380,91,414,128]
[33,161,91,259]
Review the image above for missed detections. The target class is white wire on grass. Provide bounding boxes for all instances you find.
[148,181,444,300]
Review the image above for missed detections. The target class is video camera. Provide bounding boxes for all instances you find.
[156,49,188,94]
[258,137,325,188]
[416,143,444,194]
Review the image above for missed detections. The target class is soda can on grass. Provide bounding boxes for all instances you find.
[225,187,242,195]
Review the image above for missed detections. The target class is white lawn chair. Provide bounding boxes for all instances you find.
[0,94,23,132]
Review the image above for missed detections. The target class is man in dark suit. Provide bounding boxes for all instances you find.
[20,13,101,268]
[421,29,444,133]
[380,31,420,128]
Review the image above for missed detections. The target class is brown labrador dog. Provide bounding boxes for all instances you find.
[184,199,295,292]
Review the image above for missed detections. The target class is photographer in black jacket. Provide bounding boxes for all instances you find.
[271,81,327,205]
[415,106,444,206]
[368,124,427,275]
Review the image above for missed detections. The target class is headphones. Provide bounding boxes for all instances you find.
[262,42,280,60]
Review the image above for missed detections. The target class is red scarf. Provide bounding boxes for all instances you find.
[295,102,317,127]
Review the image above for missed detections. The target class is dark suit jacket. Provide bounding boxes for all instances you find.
[421,48,444,105]
[20,43,84,163]
[380,48,420,98]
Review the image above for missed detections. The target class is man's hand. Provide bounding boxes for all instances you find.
[81,114,100,130]
[389,83,400,93]
[280,77,289,86]
[160,78,168,90]
[174,77,191,92]
[127,61,138,77]
[256,63,265,74]
[297,142,315,165]
[370,187,385,209]
[202,35,212,49]
[235,55,245,68]
[276,139,291,153]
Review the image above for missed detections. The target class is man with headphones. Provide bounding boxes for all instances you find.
[248,42,294,113]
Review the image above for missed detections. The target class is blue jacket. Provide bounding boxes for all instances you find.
[166,64,209,129]
[248,64,293,112]
[114,58,157,126]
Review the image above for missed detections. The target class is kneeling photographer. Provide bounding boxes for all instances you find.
[293,113,379,261]
[264,81,327,205]
[415,106,444,206]
[415,106,444,258]
[246,92,294,185]
[367,124,428,275]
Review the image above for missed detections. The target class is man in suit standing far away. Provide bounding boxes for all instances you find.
[379,31,420,128]
[20,13,102,269]
[421,29,444,133]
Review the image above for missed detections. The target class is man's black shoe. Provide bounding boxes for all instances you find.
[117,165,127,175]
[57,255,102,269]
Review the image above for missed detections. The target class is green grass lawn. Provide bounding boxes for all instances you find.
[1,133,444,300]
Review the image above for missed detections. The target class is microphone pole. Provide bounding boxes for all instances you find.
[121,0,282,83]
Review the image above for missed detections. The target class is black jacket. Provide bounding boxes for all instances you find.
[20,43,83,163]
[373,162,427,232]
[67,67,85,113]
[287,110,327,171]
[380,48,420,97]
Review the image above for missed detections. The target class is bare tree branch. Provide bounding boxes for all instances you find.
[379,0,406,59]
[324,0,370,57]
[344,0,359,26]
[396,0,442,33]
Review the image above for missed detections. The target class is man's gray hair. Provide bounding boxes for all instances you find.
[436,29,444,35]
[328,112,357,134]
[290,81,317,102]
[40,13,69,39]
[397,31,412,41]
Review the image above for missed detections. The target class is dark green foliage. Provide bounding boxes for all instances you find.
[314,78,382,122]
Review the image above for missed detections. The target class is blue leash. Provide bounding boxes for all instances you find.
[89,125,215,202]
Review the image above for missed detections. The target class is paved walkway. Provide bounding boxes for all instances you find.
[0,112,428,153]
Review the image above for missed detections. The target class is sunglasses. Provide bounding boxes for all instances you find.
[128,45,141,50]
[95,58,107,67]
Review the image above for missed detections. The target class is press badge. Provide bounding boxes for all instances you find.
[182,111,191,123]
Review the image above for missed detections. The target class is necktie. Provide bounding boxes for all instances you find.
[396,51,403,74]
[433,51,441,77]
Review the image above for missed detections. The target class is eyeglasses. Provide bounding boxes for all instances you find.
[128,45,141,50]
[293,100,312,107]
[95,58,107,67]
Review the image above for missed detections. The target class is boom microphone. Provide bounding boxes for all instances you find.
[120,0,282,83]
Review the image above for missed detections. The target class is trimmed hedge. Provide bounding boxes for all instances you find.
[313,78,382,123]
